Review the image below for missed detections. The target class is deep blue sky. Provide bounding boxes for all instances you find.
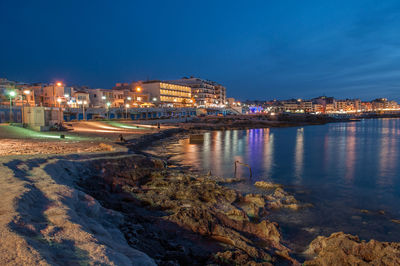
[1,0,399,101]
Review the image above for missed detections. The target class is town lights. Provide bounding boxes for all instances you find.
[127,97,132,101]
[23,90,31,95]
[8,91,16,97]
[57,98,62,103]
[102,96,106,100]
[56,82,62,87]
[152,97,157,101]
[64,94,69,98]
[136,87,141,92]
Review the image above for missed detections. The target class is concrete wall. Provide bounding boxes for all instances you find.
[0,107,22,123]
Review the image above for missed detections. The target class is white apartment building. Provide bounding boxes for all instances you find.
[168,77,226,107]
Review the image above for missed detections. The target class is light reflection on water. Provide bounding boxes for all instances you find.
[169,119,400,251]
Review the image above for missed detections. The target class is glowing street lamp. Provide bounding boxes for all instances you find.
[136,87,141,92]
[106,102,111,119]
[8,91,16,122]
[21,90,31,126]
[53,81,63,107]
[125,104,130,119]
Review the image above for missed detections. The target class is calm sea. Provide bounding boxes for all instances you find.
[165,118,400,252]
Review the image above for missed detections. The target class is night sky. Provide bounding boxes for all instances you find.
[1,0,399,101]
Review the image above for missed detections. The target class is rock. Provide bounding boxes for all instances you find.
[265,187,301,210]
[243,194,266,207]
[254,181,282,189]
[80,155,299,264]
[216,177,246,184]
[213,250,273,265]
[304,232,400,266]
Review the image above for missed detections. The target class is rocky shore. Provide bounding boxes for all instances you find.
[78,155,302,265]
[175,114,354,131]
[1,126,400,265]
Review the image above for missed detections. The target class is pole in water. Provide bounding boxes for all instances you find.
[234,160,252,178]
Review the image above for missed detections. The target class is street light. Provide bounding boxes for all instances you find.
[57,98,63,123]
[8,91,16,122]
[106,102,111,119]
[83,100,87,120]
[125,104,130,119]
[127,96,132,101]
[136,87,141,92]
[21,90,31,126]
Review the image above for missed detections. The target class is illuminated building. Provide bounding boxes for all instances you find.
[167,77,226,107]
[141,81,192,106]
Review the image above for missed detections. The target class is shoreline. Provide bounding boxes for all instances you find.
[1,120,400,264]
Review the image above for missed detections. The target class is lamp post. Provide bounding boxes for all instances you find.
[54,82,62,107]
[22,90,31,126]
[83,100,87,120]
[106,102,111,120]
[57,98,62,123]
[8,91,16,122]
[125,104,130,119]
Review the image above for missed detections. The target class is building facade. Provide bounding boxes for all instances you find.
[168,77,226,107]
[141,81,192,106]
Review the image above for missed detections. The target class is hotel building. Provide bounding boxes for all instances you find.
[167,77,226,107]
[141,81,192,106]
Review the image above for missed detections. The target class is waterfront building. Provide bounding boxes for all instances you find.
[372,98,399,111]
[113,82,150,106]
[335,99,361,112]
[281,99,312,113]
[167,77,226,107]
[312,96,336,113]
[88,88,110,108]
[141,81,193,106]
[299,100,313,113]
[37,83,69,107]
[312,104,324,113]
[71,90,90,108]
[226,97,235,106]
